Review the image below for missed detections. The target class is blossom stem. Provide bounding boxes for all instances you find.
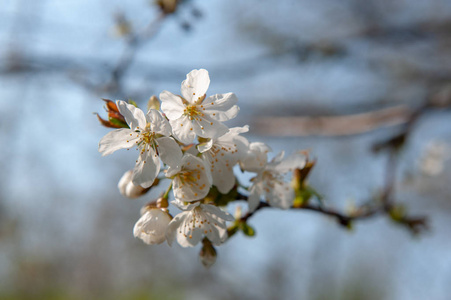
[163,182,173,200]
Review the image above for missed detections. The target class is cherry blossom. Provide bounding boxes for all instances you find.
[166,153,212,201]
[247,151,307,211]
[198,126,249,193]
[133,208,172,245]
[239,142,272,173]
[166,201,234,247]
[99,100,182,188]
[118,170,150,198]
[160,69,239,144]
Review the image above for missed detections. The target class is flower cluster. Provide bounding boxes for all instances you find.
[98,69,307,266]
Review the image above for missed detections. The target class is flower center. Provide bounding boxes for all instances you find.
[137,124,157,152]
[178,169,200,185]
[184,104,203,121]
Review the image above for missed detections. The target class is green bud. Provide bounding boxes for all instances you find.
[240,222,255,237]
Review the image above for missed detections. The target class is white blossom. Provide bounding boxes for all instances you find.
[166,201,234,247]
[160,69,239,144]
[133,208,172,245]
[118,170,150,198]
[99,100,182,188]
[248,151,306,211]
[240,142,272,173]
[198,126,249,193]
[166,153,212,201]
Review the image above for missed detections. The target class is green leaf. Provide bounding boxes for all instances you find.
[227,225,239,238]
[240,222,256,237]
[109,117,129,128]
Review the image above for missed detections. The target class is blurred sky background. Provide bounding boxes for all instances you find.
[1,0,451,299]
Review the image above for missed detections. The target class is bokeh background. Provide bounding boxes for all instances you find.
[1,0,451,299]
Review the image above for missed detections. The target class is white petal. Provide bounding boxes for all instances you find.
[203,93,239,121]
[170,116,196,144]
[183,154,212,185]
[172,170,209,201]
[118,170,133,196]
[133,209,171,245]
[273,152,307,173]
[156,137,182,168]
[171,200,200,211]
[172,154,211,201]
[240,142,272,172]
[160,91,185,120]
[99,128,137,156]
[271,151,285,165]
[196,114,229,140]
[118,170,148,199]
[207,154,236,194]
[116,100,146,130]
[201,204,234,222]
[247,184,262,212]
[146,109,172,136]
[177,212,203,247]
[224,125,249,137]
[197,139,214,153]
[166,164,181,178]
[181,69,210,103]
[267,181,294,209]
[166,212,185,246]
[205,221,226,246]
[132,148,160,188]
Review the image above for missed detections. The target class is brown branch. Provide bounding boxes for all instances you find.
[252,105,411,137]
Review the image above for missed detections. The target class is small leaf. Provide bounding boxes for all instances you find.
[109,117,129,128]
[240,222,255,237]
[227,225,239,238]
[128,99,138,107]
[389,204,406,221]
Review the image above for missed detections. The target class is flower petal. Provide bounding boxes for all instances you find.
[181,69,210,103]
[240,142,272,172]
[99,128,137,156]
[147,109,172,136]
[166,212,185,246]
[201,204,234,222]
[177,213,203,247]
[170,116,196,144]
[156,137,182,168]
[267,181,294,209]
[116,100,146,130]
[132,148,160,188]
[171,200,200,211]
[202,152,236,194]
[247,184,262,212]
[273,152,307,173]
[197,138,214,153]
[203,93,239,122]
[160,91,185,120]
[195,114,228,140]
[133,209,171,245]
[172,154,211,201]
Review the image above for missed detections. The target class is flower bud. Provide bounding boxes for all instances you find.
[133,208,172,245]
[147,95,160,111]
[118,170,157,199]
[200,239,217,269]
